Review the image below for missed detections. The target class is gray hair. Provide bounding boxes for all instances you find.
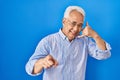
[64,6,85,18]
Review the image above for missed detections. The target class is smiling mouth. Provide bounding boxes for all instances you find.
[70,30,78,35]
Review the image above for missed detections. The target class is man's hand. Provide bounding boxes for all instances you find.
[41,55,58,69]
[33,55,58,74]
[79,22,98,38]
[78,22,106,50]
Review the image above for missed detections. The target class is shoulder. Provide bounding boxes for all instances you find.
[76,36,89,41]
[75,36,90,45]
[40,32,59,43]
[44,32,59,40]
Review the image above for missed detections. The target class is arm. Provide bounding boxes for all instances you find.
[25,37,58,76]
[82,22,107,50]
[91,31,106,50]
[82,22,111,60]
[25,38,50,76]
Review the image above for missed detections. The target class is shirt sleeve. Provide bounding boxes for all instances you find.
[25,37,50,76]
[87,37,111,60]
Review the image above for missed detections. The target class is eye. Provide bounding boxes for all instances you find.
[71,22,77,26]
[77,24,83,28]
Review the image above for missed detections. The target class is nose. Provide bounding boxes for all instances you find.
[73,25,79,32]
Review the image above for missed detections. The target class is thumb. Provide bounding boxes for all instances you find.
[53,59,58,67]
[86,21,89,26]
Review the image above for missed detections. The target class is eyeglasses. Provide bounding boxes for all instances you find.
[67,19,83,28]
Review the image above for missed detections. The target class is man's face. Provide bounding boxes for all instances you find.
[62,10,84,41]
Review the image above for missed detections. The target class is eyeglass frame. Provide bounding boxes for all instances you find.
[66,19,83,28]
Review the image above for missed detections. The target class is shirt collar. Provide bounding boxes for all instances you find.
[58,28,80,41]
[58,29,67,40]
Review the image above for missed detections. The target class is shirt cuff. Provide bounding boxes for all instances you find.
[96,41,112,53]
[25,59,43,76]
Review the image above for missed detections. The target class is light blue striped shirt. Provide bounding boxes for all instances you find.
[26,29,111,80]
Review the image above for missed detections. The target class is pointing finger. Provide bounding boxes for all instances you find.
[46,55,58,67]
[53,59,58,67]
[47,60,54,65]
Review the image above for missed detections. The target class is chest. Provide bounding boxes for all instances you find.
[49,39,87,65]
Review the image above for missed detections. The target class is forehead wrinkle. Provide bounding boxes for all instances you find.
[68,10,84,24]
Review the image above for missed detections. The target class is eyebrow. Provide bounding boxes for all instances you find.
[72,21,83,24]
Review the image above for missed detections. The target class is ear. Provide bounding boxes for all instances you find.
[62,18,66,25]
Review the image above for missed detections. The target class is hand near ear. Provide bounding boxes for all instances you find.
[78,22,106,50]
[78,21,98,38]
